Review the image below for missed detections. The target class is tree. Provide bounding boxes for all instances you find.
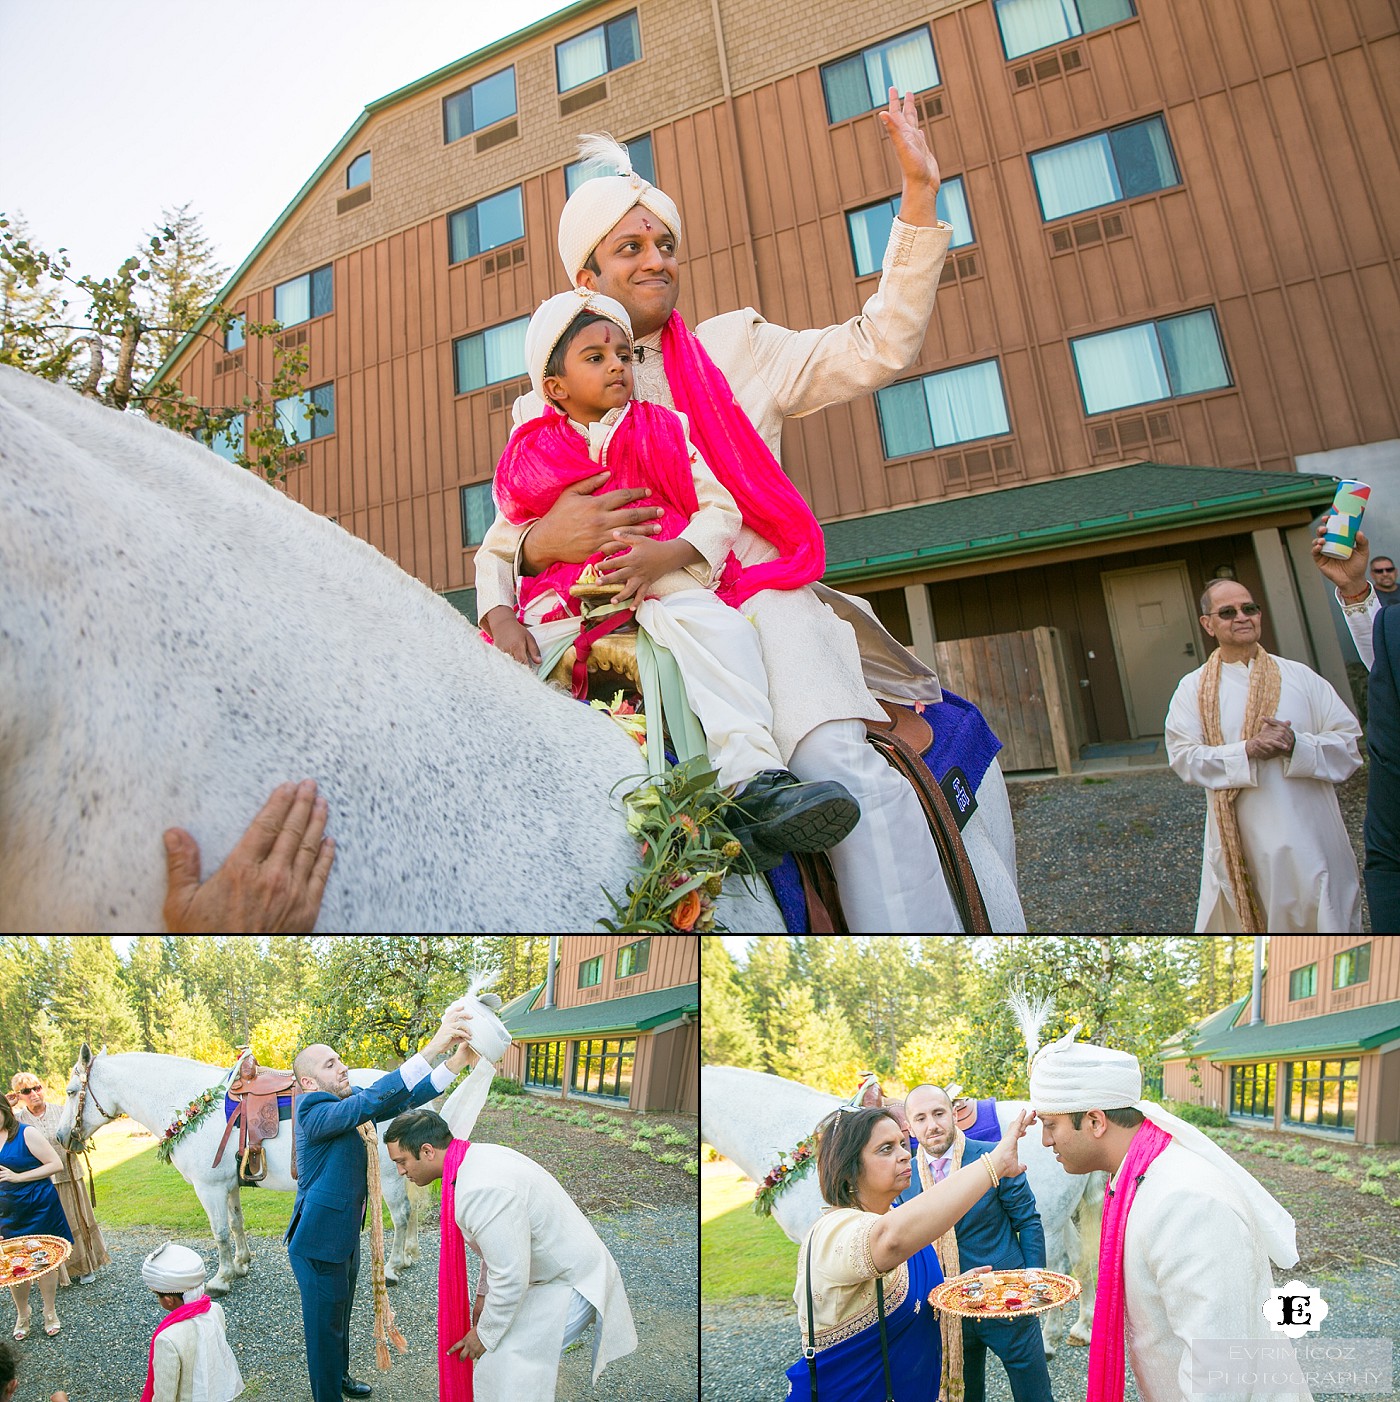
[133,204,228,384]
[742,936,794,1070]
[699,935,761,1068]
[151,976,231,1064]
[0,212,317,480]
[48,937,139,1053]
[249,1005,308,1069]
[767,986,865,1094]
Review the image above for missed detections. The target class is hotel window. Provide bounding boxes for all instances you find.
[876,359,1010,458]
[347,152,371,189]
[1071,308,1230,416]
[578,955,602,989]
[821,27,938,124]
[994,0,1136,60]
[525,1040,567,1090]
[616,938,650,980]
[1030,115,1178,222]
[274,265,333,328]
[460,482,494,549]
[448,186,524,263]
[571,1037,636,1099]
[1289,963,1318,1001]
[1284,1059,1360,1132]
[847,179,973,276]
[1228,1062,1276,1120]
[443,67,516,143]
[201,412,244,464]
[224,315,245,353]
[556,10,640,92]
[274,384,335,443]
[1333,943,1370,989]
[453,316,528,395]
[565,133,654,195]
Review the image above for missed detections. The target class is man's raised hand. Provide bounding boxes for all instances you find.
[879,88,941,226]
[990,1107,1035,1182]
[1309,521,1370,597]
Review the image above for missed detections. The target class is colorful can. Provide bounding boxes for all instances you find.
[1320,480,1371,560]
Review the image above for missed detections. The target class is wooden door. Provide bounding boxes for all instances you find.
[1101,562,1201,736]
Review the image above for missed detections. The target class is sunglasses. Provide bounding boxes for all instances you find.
[1373,567,1396,574]
[1209,604,1261,620]
[18,1087,43,1094]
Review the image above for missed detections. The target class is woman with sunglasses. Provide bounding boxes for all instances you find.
[11,1075,108,1288]
[0,1093,70,1340]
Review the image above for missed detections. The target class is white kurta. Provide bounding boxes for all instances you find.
[1120,1142,1312,1402]
[451,1142,637,1402]
[1164,653,1362,932]
[475,217,953,759]
[151,1301,244,1402]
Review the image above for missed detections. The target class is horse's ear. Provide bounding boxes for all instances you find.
[98,1044,107,1056]
[79,1043,92,1066]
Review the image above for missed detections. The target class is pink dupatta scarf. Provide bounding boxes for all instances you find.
[661,312,825,606]
[439,1138,475,1402]
[1087,1120,1173,1402]
[139,1295,213,1402]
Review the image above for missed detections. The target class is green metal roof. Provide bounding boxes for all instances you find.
[822,463,1338,583]
[1163,999,1400,1063]
[1161,993,1249,1057]
[506,982,698,1039]
[149,0,607,389]
[498,981,543,1020]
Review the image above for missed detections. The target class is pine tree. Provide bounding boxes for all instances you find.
[700,935,761,1068]
[0,213,76,379]
[134,204,228,384]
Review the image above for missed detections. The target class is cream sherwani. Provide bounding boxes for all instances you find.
[1118,1142,1312,1402]
[1164,652,1363,932]
[476,218,952,760]
[448,1142,637,1401]
[150,1301,244,1402]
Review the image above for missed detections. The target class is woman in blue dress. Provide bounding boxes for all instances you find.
[787,1103,1033,1402]
[0,1093,71,1340]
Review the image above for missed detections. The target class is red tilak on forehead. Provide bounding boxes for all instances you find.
[600,325,612,342]
[641,217,653,231]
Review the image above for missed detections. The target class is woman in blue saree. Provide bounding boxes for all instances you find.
[787,1103,1033,1402]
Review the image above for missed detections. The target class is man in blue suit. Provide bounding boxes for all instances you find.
[286,1008,473,1401]
[897,1083,1053,1402]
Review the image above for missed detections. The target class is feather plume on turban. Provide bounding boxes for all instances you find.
[556,132,681,282]
[1027,1024,1300,1268]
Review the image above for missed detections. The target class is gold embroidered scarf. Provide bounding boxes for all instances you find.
[919,1130,965,1402]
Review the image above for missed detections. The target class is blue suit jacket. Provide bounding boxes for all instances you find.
[284,1067,439,1262]
[1366,602,1400,929]
[895,1136,1046,1272]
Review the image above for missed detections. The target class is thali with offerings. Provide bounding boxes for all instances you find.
[929,1268,1081,1319]
[0,1235,70,1288]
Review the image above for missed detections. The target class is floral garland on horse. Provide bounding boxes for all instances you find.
[155,1084,225,1164]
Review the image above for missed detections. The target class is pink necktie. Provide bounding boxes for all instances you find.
[934,1158,948,1183]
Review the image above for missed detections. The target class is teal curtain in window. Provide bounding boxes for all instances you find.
[1158,310,1229,395]
[1072,322,1169,413]
[472,68,515,127]
[558,28,607,89]
[877,380,933,456]
[475,188,523,255]
[936,178,974,248]
[456,337,487,393]
[995,0,1081,59]
[1031,133,1120,219]
[866,30,937,100]
[310,383,335,437]
[275,277,310,327]
[924,360,1008,445]
[463,482,494,547]
[485,318,528,383]
[848,199,898,276]
[1108,117,1177,198]
[822,54,871,122]
[1078,0,1135,31]
[444,91,472,144]
[275,393,308,443]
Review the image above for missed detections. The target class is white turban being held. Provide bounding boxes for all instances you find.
[523,288,632,401]
[1028,1026,1299,1268]
[556,133,681,282]
[141,1241,207,1303]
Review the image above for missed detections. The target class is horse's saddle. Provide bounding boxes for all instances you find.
[213,1052,303,1185]
[546,625,640,695]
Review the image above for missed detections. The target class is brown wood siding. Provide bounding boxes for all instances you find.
[163,0,1399,618]
[1366,1048,1400,1146]
[555,935,699,1010]
[1262,936,1400,1025]
[1163,1057,1227,1112]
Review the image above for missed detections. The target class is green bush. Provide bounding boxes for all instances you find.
[568,1110,592,1126]
[653,1150,686,1165]
[1363,1162,1388,1179]
[1312,1160,1337,1174]
[634,1124,662,1140]
[659,1129,691,1146]
[1260,1146,1283,1159]
[1162,1100,1229,1129]
[1311,1147,1334,1160]
[684,1160,698,1176]
[1333,1168,1356,1183]
[608,1128,628,1142]
[1281,1148,1311,1165]
[628,1138,651,1154]
[1357,1180,1386,1197]
[491,1077,527,1097]
[591,1122,614,1134]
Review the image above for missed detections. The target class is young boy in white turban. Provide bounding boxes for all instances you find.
[139,1242,243,1402]
[497,286,860,863]
[1026,1028,1312,1402]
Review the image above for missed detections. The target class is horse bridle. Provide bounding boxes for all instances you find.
[72,1053,113,1148]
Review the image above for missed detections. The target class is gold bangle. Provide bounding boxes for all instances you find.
[984,1156,999,1190]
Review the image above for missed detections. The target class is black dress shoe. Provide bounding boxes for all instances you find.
[728,770,861,867]
[341,1378,373,1398]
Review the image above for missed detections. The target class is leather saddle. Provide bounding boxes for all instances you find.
[213,1052,303,1185]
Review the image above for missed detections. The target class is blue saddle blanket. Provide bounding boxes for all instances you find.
[224,1092,295,1123]
[766,690,1002,932]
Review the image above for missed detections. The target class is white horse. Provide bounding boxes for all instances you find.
[55,1046,423,1295]
[700,1066,1100,1352]
[0,365,1018,931]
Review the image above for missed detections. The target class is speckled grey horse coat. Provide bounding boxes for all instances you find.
[0,366,785,932]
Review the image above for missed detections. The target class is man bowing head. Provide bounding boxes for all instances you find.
[384,1107,637,1402]
[1030,1031,1310,1402]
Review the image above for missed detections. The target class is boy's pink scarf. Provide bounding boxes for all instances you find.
[139,1295,212,1402]
[661,312,825,605]
[1087,1120,1173,1402]
[439,1138,475,1402]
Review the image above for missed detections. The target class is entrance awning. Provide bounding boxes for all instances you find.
[822,464,1339,585]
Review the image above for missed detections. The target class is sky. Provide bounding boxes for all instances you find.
[0,0,574,288]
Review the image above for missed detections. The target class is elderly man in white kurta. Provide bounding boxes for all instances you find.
[476,97,968,933]
[1164,578,1362,933]
[1028,1030,1312,1402]
[384,1069,635,1402]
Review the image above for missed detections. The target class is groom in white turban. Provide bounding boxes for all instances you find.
[139,1242,243,1402]
[477,93,971,933]
[1029,1031,1312,1402]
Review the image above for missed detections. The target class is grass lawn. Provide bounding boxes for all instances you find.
[701,1157,797,1302]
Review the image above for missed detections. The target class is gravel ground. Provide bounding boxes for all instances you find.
[700,1263,1397,1402]
[1007,762,1371,933]
[12,1206,695,1401]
